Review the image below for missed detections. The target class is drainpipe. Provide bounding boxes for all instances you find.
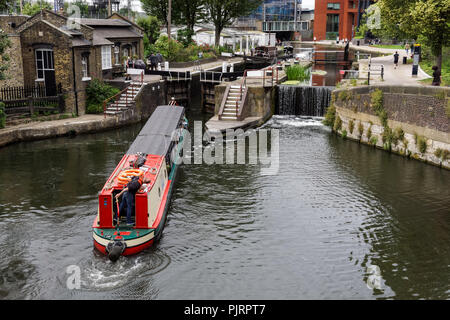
[72,48,79,116]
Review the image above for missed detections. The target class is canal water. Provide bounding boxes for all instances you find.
[0,102,449,300]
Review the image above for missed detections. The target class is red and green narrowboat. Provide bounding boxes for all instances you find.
[92,105,187,261]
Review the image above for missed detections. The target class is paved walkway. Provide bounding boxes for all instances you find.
[302,40,432,86]
[368,54,431,85]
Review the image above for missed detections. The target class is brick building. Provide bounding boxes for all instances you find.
[0,10,144,115]
[313,0,371,41]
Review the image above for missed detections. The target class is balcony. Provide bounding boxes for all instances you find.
[263,21,309,32]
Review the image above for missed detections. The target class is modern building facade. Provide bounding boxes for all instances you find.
[235,0,314,40]
[313,0,372,41]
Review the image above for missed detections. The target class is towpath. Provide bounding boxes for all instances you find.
[302,40,432,86]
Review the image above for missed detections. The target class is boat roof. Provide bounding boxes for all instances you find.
[127,106,185,156]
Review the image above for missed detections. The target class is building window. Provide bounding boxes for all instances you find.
[101,46,112,70]
[114,46,120,65]
[326,14,340,39]
[35,49,54,80]
[327,3,341,10]
[123,47,129,59]
[81,54,90,80]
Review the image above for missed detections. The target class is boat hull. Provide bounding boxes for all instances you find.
[92,157,180,257]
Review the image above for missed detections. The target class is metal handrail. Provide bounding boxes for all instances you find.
[218,84,231,121]
[103,86,130,118]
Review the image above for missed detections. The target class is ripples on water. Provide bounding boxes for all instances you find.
[0,115,449,299]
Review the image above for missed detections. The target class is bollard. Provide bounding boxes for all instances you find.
[165,61,169,71]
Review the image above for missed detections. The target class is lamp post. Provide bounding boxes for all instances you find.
[168,0,172,41]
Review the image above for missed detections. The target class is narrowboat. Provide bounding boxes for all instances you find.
[92,105,188,261]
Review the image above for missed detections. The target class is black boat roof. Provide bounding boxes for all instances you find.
[126,105,185,156]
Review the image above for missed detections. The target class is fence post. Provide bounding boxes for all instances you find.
[28,96,34,115]
[58,94,65,113]
[381,66,384,80]
[368,71,370,86]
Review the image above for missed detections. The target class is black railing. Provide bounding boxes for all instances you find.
[2,95,65,115]
[0,83,62,101]
[0,84,64,115]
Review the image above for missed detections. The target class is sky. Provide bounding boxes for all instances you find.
[302,0,315,10]
[59,0,315,14]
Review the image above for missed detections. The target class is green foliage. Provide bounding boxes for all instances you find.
[285,65,311,82]
[137,16,161,45]
[350,79,358,87]
[371,89,388,128]
[369,136,378,146]
[434,148,449,161]
[322,104,336,127]
[370,0,449,70]
[22,0,52,16]
[177,28,196,47]
[338,90,351,101]
[86,79,120,114]
[367,126,372,140]
[349,119,355,134]
[141,0,205,39]
[392,127,405,145]
[64,1,89,16]
[204,0,263,46]
[382,126,393,150]
[333,115,342,132]
[0,102,6,129]
[341,129,347,139]
[151,35,218,62]
[446,100,450,118]
[419,46,450,86]
[358,122,364,137]
[415,135,428,154]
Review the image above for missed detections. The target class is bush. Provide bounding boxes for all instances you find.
[349,119,355,134]
[150,35,219,62]
[358,122,364,137]
[416,135,428,154]
[323,104,336,127]
[285,65,311,82]
[86,79,120,114]
[0,102,6,128]
[333,115,342,132]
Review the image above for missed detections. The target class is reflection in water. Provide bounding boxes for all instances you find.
[0,112,448,299]
[330,136,450,299]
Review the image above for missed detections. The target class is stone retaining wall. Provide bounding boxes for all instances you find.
[331,85,450,169]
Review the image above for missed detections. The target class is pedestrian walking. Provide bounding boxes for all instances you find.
[393,51,399,69]
[405,43,410,56]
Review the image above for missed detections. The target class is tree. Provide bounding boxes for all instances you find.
[370,0,450,70]
[140,0,179,31]
[137,15,161,45]
[174,0,205,44]
[204,0,263,47]
[64,0,89,17]
[22,0,52,16]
